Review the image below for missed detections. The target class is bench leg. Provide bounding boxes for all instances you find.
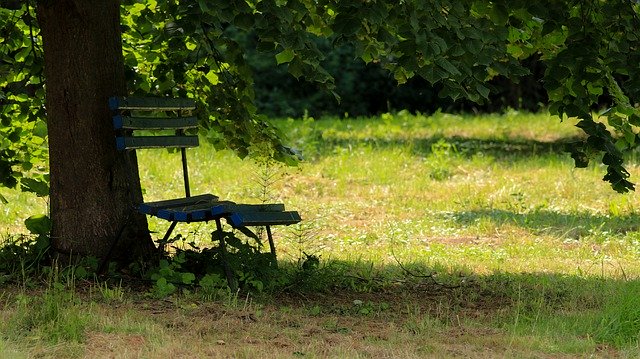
[265,225,278,268]
[215,219,237,292]
[159,221,178,254]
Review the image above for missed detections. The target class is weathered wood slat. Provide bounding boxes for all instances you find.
[157,207,211,222]
[113,115,198,130]
[229,211,301,227]
[160,201,225,213]
[155,209,176,221]
[109,96,195,111]
[116,135,199,150]
[174,209,208,222]
[138,194,220,214]
[211,203,286,216]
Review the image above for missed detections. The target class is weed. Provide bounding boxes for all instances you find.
[252,157,284,204]
[426,139,460,180]
[97,281,125,303]
[0,234,50,284]
[288,221,320,261]
[148,254,195,298]
[350,299,390,316]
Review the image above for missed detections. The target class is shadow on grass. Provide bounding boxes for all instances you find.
[284,258,640,349]
[447,209,640,238]
[311,133,584,161]
[1,233,638,351]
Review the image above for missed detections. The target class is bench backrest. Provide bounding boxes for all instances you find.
[109,96,198,197]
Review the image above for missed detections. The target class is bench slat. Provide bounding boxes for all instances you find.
[109,96,196,111]
[229,211,301,227]
[158,201,237,222]
[157,207,211,222]
[138,194,220,215]
[211,203,286,216]
[116,135,199,150]
[113,115,198,130]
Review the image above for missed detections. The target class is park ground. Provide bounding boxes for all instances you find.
[2,110,640,358]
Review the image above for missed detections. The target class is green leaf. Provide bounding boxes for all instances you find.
[234,13,254,30]
[547,65,571,81]
[624,130,635,146]
[333,13,360,36]
[128,3,146,15]
[20,178,49,197]
[14,47,30,62]
[287,58,304,78]
[435,57,461,76]
[489,4,509,25]
[24,214,52,236]
[181,272,196,285]
[205,71,219,85]
[476,83,490,99]
[275,48,295,65]
[75,266,88,279]
[33,120,47,138]
[418,66,447,83]
[198,0,210,13]
[570,149,589,168]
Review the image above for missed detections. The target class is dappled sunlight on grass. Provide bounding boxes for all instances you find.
[3,111,640,355]
[264,112,640,281]
[3,111,640,279]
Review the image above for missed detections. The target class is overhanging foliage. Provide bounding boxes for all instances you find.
[1,0,639,194]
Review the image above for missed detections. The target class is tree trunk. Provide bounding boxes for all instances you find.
[36,0,155,261]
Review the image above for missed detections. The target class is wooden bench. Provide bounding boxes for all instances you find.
[109,96,301,289]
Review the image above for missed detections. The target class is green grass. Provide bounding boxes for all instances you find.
[2,110,640,357]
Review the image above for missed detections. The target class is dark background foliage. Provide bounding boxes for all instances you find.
[244,35,549,118]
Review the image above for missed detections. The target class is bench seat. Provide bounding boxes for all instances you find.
[138,194,229,222]
[211,202,301,227]
[137,195,301,227]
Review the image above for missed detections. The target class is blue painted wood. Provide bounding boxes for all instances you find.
[138,194,219,215]
[116,137,127,151]
[113,114,124,129]
[138,203,154,215]
[156,209,174,221]
[156,208,211,223]
[109,96,195,111]
[112,115,198,130]
[142,201,297,224]
[191,210,207,221]
[175,209,203,222]
[115,135,199,150]
[108,96,121,111]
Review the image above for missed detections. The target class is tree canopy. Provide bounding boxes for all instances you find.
[2,0,640,201]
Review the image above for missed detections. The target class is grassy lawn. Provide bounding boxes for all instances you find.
[2,110,640,357]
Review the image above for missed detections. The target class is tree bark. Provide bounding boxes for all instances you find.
[36,0,155,261]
